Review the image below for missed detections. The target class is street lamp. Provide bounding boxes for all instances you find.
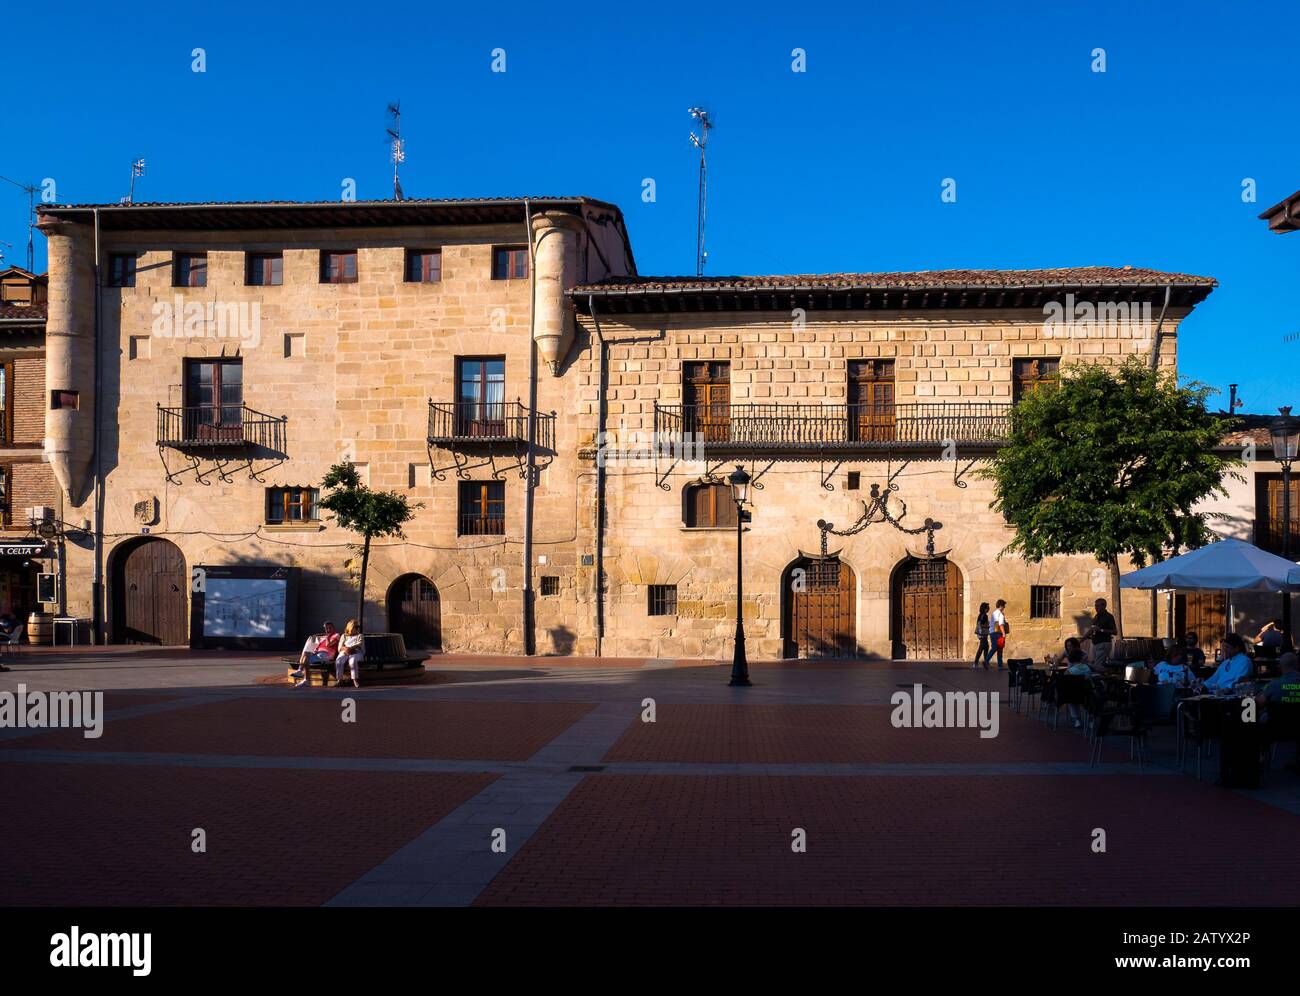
[728,464,752,687]
[1269,405,1300,641]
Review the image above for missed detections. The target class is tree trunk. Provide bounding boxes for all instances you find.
[1109,554,1124,639]
[357,533,371,630]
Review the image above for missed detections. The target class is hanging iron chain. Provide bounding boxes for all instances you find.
[817,483,942,560]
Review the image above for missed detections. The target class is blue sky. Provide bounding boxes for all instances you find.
[3,0,1297,411]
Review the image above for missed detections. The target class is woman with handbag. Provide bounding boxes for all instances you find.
[973,602,992,670]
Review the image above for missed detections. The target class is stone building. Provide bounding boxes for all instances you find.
[0,266,61,620]
[34,196,1287,659]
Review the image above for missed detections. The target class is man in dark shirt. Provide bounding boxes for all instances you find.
[1183,631,1207,669]
[1086,598,1118,665]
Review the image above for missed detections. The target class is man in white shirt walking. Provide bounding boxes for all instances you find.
[989,599,1009,670]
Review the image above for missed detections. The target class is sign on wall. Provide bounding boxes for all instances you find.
[189,565,300,651]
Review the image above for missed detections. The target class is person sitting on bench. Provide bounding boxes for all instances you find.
[291,621,339,687]
[335,619,364,689]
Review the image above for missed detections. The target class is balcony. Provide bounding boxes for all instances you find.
[156,404,288,451]
[427,401,555,450]
[653,402,1012,452]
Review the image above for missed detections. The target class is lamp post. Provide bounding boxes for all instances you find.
[728,464,752,687]
[1268,406,1300,642]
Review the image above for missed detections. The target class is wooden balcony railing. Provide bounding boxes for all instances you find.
[428,400,555,450]
[653,402,1012,450]
[156,404,288,451]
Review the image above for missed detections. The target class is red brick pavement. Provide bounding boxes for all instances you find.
[0,762,494,905]
[475,773,1300,906]
[3,698,595,761]
[604,704,1082,764]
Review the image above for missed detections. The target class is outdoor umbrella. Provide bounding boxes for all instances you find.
[1120,537,1300,593]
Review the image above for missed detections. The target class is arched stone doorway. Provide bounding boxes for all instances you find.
[111,537,188,645]
[781,555,856,659]
[891,556,963,660]
[386,574,441,650]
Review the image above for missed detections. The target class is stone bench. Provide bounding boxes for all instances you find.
[282,632,428,686]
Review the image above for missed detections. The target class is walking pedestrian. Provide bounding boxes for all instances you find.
[973,602,992,670]
[989,598,1009,670]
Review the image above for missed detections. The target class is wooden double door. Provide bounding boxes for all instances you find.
[892,557,963,660]
[784,557,856,658]
[113,538,189,645]
[388,575,441,650]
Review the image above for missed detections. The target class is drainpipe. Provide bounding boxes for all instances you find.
[91,207,104,643]
[522,200,537,655]
[1146,284,1172,372]
[588,294,606,657]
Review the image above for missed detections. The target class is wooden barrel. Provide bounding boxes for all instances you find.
[27,612,52,645]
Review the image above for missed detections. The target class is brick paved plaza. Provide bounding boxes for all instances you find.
[2,650,1298,906]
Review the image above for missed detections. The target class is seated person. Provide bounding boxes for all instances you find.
[334,618,365,689]
[1252,619,1286,656]
[0,611,18,638]
[292,621,339,687]
[1153,646,1197,687]
[1202,634,1252,692]
[1256,651,1300,706]
[1054,637,1087,668]
[1182,631,1207,670]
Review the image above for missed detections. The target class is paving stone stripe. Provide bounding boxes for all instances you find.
[326,701,642,906]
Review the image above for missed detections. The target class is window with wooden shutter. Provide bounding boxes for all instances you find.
[1255,472,1300,556]
[684,482,737,528]
[848,359,895,441]
[1012,358,1060,403]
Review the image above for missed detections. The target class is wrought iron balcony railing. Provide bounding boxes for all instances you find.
[156,404,288,451]
[653,402,1012,450]
[427,400,555,450]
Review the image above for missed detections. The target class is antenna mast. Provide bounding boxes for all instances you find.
[387,102,405,201]
[0,174,39,271]
[688,107,713,277]
[127,158,146,205]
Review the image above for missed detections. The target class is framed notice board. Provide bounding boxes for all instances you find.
[189,564,300,651]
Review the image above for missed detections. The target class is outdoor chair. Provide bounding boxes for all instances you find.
[1006,658,1033,711]
[0,625,24,658]
[1262,702,1300,770]
[1042,672,1088,731]
[1016,665,1046,717]
[1178,698,1224,780]
[1089,700,1149,770]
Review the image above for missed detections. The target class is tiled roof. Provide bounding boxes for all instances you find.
[1218,414,1278,449]
[575,266,1216,293]
[40,196,614,210]
[0,303,46,322]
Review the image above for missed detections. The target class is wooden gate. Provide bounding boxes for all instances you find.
[388,575,441,650]
[113,538,188,645]
[784,557,856,658]
[892,557,963,660]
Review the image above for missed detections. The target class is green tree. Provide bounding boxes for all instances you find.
[982,357,1239,637]
[319,461,420,629]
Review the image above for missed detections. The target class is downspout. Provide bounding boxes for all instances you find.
[522,199,537,655]
[1146,284,1172,372]
[588,294,606,657]
[91,207,104,643]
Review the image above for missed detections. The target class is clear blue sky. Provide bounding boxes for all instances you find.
[3,0,1297,412]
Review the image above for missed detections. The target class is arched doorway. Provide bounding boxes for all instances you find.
[112,537,188,645]
[782,556,856,658]
[891,556,963,660]
[387,574,441,650]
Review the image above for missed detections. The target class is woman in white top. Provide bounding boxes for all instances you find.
[334,618,365,688]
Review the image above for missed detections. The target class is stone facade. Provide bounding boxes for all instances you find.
[37,198,1259,661]
[573,305,1194,662]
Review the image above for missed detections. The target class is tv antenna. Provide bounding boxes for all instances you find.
[0,239,12,268]
[688,107,713,277]
[0,174,39,271]
[126,158,146,204]
[387,102,405,200]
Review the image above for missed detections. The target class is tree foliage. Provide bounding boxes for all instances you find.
[319,461,421,627]
[981,358,1240,632]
